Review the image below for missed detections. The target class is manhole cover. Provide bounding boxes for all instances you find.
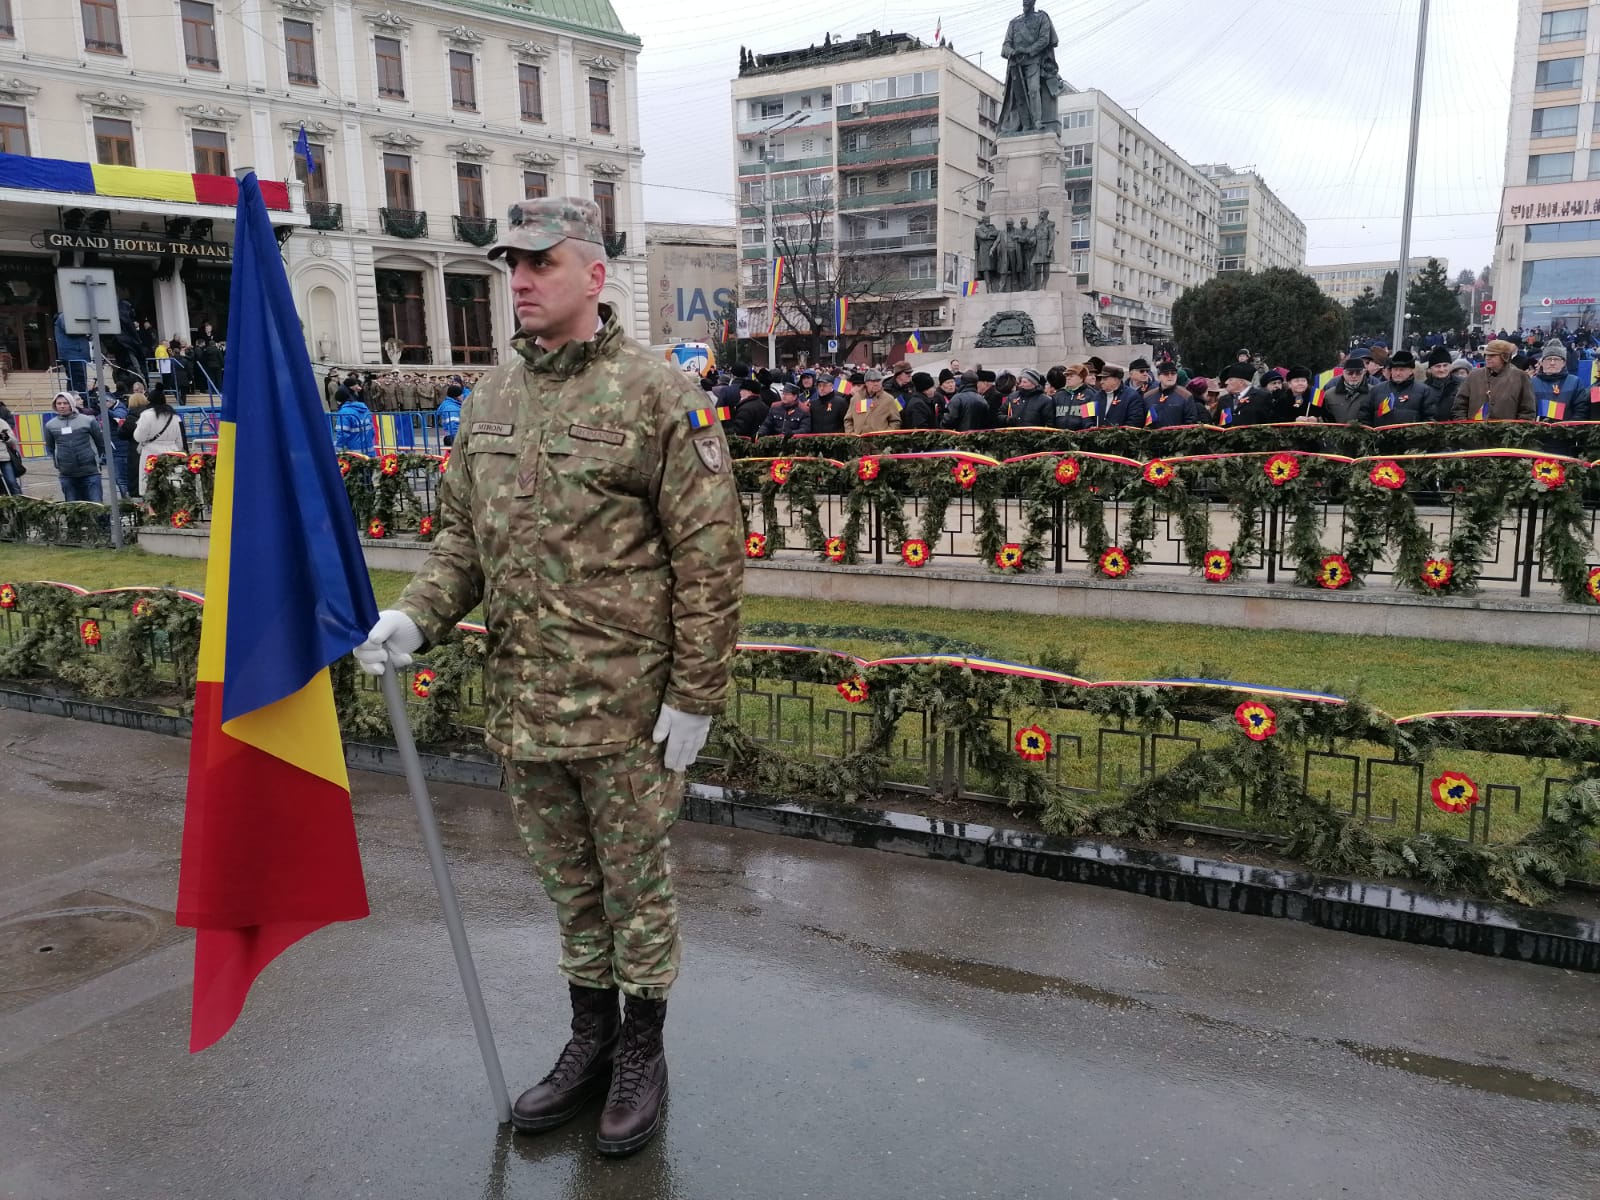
[0,890,179,1011]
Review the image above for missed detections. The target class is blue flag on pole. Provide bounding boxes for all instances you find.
[295,126,316,176]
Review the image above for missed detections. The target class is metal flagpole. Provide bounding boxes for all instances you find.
[1391,0,1431,351]
[378,670,512,1125]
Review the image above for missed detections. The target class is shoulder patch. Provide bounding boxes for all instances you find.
[686,406,732,430]
[692,436,725,474]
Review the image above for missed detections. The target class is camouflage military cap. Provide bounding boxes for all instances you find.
[488,197,605,260]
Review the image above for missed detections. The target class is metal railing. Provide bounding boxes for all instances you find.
[307,200,343,231]
[380,207,428,238]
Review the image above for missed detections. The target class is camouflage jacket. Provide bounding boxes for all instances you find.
[397,305,744,761]
[842,392,903,433]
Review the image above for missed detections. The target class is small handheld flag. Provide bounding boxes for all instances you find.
[1377,396,1393,417]
[295,125,316,176]
[1219,406,1234,427]
[1081,398,1097,420]
[1540,398,1566,421]
[1474,403,1489,422]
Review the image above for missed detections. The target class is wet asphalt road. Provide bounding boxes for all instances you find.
[3,710,1598,1200]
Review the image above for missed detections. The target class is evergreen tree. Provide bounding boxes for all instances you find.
[1406,257,1466,332]
[1349,271,1397,340]
[1172,268,1349,375]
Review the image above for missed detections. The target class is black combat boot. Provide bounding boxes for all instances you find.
[594,996,668,1157]
[511,984,620,1133]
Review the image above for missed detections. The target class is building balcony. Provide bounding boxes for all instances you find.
[1064,166,1093,180]
[839,187,936,211]
[380,207,429,239]
[838,141,937,166]
[838,234,936,253]
[845,277,943,296]
[836,97,938,122]
[737,154,833,178]
[307,200,343,231]
[453,214,498,246]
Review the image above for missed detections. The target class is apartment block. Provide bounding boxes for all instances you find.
[1307,257,1446,305]
[1195,163,1306,274]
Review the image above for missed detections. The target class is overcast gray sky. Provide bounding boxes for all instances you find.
[612,0,1514,275]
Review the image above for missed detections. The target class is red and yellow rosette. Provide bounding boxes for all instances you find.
[337,457,352,478]
[1202,549,1233,582]
[995,543,1024,570]
[1014,724,1051,762]
[856,456,881,483]
[1318,554,1352,590]
[186,452,206,475]
[1264,453,1300,486]
[900,539,930,568]
[0,582,17,610]
[170,509,193,529]
[836,676,869,704]
[744,531,767,559]
[1142,459,1175,488]
[367,518,386,539]
[824,536,847,563]
[1097,547,1130,578]
[438,454,450,475]
[411,668,436,700]
[1532,458,1566,489]
[1587,567,1600,604]
[79,618,102,648]
[1421,559,1453,590]
[1430,771,1479,814]
[131,597,154,619]
[380,453,402,477]
[1368,460,1406,490]
[1234,700,1277,741]
[418,515,435,538]
[1053,456,1081,486]
[144,455,159,475]
[951,461,980,490]
[769,459,793,486]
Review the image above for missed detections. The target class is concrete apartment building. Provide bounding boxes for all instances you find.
[1195,163,1306,274]
[1307,257,1445,305]
[732,32,1226,357]
[0,0,647,373]
[1492,0,1600,332]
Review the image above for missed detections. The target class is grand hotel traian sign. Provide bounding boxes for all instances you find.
[43,230,232,260]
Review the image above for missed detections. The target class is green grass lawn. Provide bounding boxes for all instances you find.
[5,543,1595,718]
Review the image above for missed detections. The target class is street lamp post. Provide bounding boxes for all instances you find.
[761,110,807,370]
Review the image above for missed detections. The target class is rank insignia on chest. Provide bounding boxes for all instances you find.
[693,436,725,474]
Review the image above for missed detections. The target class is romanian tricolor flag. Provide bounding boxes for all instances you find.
[1081,398,1097,420]
[177,174,377,1052]
[906,330,923,353]
[834,295,850,335]
[770,255,786,327]
[1377,395,1393,417]
[1473,403,1490,422]
[1219,406,1234,427]
[687,407,719,429]
[1540,398,1567,422]
[0,150,291,210]
[961,280,980,298]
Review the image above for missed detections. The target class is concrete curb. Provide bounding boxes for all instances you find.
[4,684,1595,973]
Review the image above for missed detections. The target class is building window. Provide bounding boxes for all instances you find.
[755,99,783,119]
[909,167,935,191]
[1590,149,1600,181]
[588,77,611,133]
[1060,109,1092,130]
[1531,104,1579,139]
[592,180,616,236]
[518,63,543,121]
[0,0,12,37]
[907,212,931,235]
[181,1,218,69]
[81,0,122,53]
[296,140,327,201]
[449,50,476,111]
[93,116,134,165]
[799,94,811,109]
[523,170,547,199]
[1526,217,1600,241]
[374,36,405,99]
[908,257,935,280]
[445,274,494,365]
[1528,151,1575,184]
[1063,142,1093,168]
[456,162,484,218]
[383,152,413,209]
[192,129,228,176]
[1534,57,1582,91]
[916,307,940,326]
[0,104,26,154]
[284,18,316,85]
[1539,8,1586,42]
[844,175,865,197]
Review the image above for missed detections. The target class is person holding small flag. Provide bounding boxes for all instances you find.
[1371,350,1435,427]
[1452,338,1535,422]
[1531,339,1587,423]
[356,197,744,1157]
[844,368,903,432]
[1144,361,1205,426]
[1318,355,1377,425]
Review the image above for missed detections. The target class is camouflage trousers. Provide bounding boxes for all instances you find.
[504,739,685,999]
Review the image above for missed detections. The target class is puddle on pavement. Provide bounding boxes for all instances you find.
[1337,1041,1600,1106]
[45,779,107,793]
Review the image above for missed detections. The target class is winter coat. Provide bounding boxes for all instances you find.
[757,402,812,437]
[1142,385,1206,427]
[1372,378,1437,427]
[1425,375,1461,422]
[1451,365,1536,422]
[998,387,1054,428]
[1100,383,1146,428]
[134,405,186,456]
[726,395,769,439]
[942,388,994,431]
[435,396,463,445]
[53,313,89,364]
[1220,386,1278,427]
[900,392,941,430]
[843,391,903,434]
[809,392,849,434]
[1048,386,1103,431]
[43,412,105,478]
[1531,369,1588,422]
[1321,378,1375,425]
[334,399,375,454]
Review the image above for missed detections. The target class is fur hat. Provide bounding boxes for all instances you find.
[1286,365,1312,383]
[1425,346,1453,367]
[1221,363,1255,383]
[1485,339,1517,358]
[1388,350,1416,369]
[1128,357,1151,371]
[911,371,935,392]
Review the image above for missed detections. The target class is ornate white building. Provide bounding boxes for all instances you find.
[0,0,646,372]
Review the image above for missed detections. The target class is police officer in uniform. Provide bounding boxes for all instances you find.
[355,198,744,1156]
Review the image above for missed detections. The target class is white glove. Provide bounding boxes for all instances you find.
[652,704,713,773]
[353,609,423,676]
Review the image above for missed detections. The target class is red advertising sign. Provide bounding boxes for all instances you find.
[1479,300,1496,316]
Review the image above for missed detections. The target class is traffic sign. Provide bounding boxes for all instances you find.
[1479,300,1496,316]
[827,338,839,353]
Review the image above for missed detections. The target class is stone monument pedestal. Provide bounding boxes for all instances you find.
[987,129,1064,224]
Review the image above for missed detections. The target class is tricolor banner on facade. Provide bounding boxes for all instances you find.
[176,172,378,1052]
[0,150,291,210]
[769,254,786,329]
[834,294,850,336]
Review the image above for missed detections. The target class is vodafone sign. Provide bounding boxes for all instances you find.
[1479,300,1496,316]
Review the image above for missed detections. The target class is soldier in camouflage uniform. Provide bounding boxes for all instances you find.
[354,197,744,1157]
[842,368,904,433]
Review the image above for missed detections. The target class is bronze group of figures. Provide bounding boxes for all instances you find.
[974,211,1056,294]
